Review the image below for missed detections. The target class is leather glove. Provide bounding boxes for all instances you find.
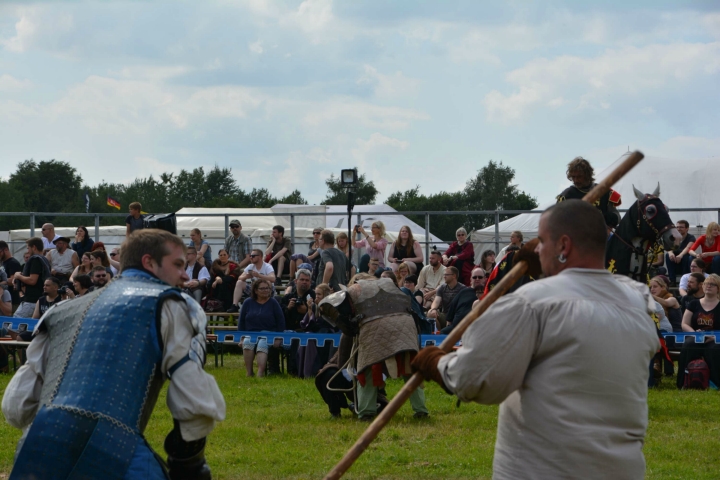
[411,346,451,394]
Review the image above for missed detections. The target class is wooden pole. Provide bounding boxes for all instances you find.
[324,150,645,480]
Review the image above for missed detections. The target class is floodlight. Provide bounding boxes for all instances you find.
[341,169,358,186]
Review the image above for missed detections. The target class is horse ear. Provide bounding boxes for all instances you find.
[632,185,644,200]
[652,182,660,197]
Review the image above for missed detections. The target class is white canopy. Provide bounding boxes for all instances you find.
[471,153,719,262]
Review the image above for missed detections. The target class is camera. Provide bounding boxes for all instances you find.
[355,225,362,233]
[58,286,68,295]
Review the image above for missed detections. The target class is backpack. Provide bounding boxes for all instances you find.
[683,358,710,390]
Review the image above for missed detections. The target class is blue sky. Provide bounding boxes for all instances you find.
[1,0,718,206]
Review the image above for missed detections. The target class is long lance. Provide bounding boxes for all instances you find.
[323,150,645,480]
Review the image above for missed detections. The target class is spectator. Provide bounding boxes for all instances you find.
[479,249,496,275]
[0,283,10,316]
[108,247,121,275]
[367,257,381,277]
[380,270,398,286]
[680,272,705,313]
[228,249,276,312]
[354,221,388,272]
[216,249,239,276]
[265,225,293,285]
[649,276,682,332]
[441,267,488,334]
[394,262,410,287]
[207,253,239,311]
[296,282,334,379]
[0,240,23,305]
[70,252,94,281]
[416,250,446,309]
[688,222,720,274]
[91,251,114,278]
[224,219,252,269]
[335,233,356,272]
[40,223,60,253]
[427,266,468,329]
[679,258,708,296]
[12,237,51,318]
[402,274,424,306]
[646,240,665,278]
[182,246,210,303]
[665,220,696,284]
[46,236,79,283]
[301,283,333,333]
[443,228,475,287]
[32,276,66,319]
[281,269,315,332]
[70,274,93,298]
[91,241,106,252]
[188,228,212,267]
[125,201,145,236]
[317,229,350,292]
[498,231,524,262]
[677,273,720,389]
[388,226,424,275]
[90,265,110,290]
[291,228,322,280]
[71,226,95,258]
[238,279,285,377]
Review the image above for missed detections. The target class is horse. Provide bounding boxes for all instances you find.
[606,184,680,282]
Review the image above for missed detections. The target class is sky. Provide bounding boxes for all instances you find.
[0,0,718,206]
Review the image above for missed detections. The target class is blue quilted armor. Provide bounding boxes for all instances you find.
[10,269,183,480]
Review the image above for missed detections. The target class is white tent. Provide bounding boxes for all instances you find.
[471,154,720,262]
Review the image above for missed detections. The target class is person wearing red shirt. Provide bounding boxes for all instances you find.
[443,227,475,286]
[688,222,720,274]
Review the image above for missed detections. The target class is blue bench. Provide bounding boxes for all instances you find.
[1,317,39,333]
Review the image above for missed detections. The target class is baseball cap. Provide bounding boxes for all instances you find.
[229,219,241,227]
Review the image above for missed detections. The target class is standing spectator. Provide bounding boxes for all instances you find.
[91,251,114,278]
[688,222,720,274]
[238,279,285,378]
[0,241,23,305]
[665,220,695,284]
[224,219,252,270]
[290,228,322,280]
[354,221,388,272]
[388,226,424,275]
[228,249,276,312]
[188,228,212,267]
[12,238,51,318]
[497,231,524,262]
[265,225,293,285]
[125,201,145,236]
[416,250,446,309]
[182,246,210,303]
[679,259,708,296]
[479,249,496,274]
[317,229,350,292]
[70,252,94,281]
[32,277,66,319]
[71,226,95,258]
[443,227,475,287]
[46,236,79,283]
[335,232,357,279]
[40,223,60,253]
[427,266,468,329]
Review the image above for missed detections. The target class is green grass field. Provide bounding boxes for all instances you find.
[1,352,718,479]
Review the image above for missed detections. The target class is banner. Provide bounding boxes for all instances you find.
[107,196,121,210]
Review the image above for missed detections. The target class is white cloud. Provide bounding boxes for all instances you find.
[1,7,75,55]
[248,39,264,54]
[357,65,420,99]
[294,0,334,34]
[0,74,31,91]
[302,100,429,129]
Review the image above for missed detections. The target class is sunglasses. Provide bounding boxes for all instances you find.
[313,231,322,235]
[472,275,485,280]
[229,225,240,229]
[109,253,117,257]
[95,274,107,278]
[250,254,260,258]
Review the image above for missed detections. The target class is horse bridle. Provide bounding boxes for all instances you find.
[637,194,675,238]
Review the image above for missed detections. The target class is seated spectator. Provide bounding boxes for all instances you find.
[367,257,381,278]
[12,237,51,318]
[388,226,424,275]
[290,228,321,280]
[665,220,696,284]
[238,279,285,377]
[646,240,665,278]
[90,241,106,253]
[108,247,121,275]
[216,249,239,275]
[70,252,94,281]
[679,259,708,296]
[125,201,145,236]
[680,272,705,312]
[71,226,95,258]
[301,284,334,333]
[688,222,720,274]
[402,274,424,306]
[296,283,336,379]
[284,262,314,294]
[426,266,468,329]
[649,276,682,332]
[354,221,388,272]
[91,251,114,278]
[416,250,445,309]
[380,270,398,286]
[224,219,252,269]
[0,265,12,315]
[265,225,293,285]
[478,249,496,275]
[281,268,316,376]
[228,249,276,312]
[32,276,66,319]
[441,267,487,334]
[317,230,350,292]
[497,230,524,262]
[69,274,93,298]
[335,232,357,279]
[90,266,110,290]
[677,273,720,389]
[182,246,210,303]
[40,223,60,253]
[0,240,22,305]
[443,228,475,287]
[188,228,212,267]
[208,255,239,311]
[394,262,410,287]
[46,236,79,283]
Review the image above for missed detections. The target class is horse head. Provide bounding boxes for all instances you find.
[631,183,680,250]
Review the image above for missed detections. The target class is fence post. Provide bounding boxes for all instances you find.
[290,214,295,253]
[30,213,36,238]
[94,214,100,242]
[494,211,500,253]
[356,214,362,266]
[425,212,430,263]
[224,215,229,241]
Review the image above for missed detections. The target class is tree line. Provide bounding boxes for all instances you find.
[0,159,536,241]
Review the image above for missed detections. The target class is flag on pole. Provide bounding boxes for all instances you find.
[107,196,121,210]
[84,192,90,213]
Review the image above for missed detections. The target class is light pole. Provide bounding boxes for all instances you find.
[340,169,358,262]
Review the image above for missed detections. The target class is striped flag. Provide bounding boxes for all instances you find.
[84,192,90,213]
[107,195,121,210]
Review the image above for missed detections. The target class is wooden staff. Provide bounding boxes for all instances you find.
[324,150,645,480]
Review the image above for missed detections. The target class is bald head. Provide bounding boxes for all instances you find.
[543,200,606,255]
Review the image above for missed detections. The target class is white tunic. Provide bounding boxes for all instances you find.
[2,297,226,442]
[438,269,659,480]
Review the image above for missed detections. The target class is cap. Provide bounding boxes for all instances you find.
[53,236,71,244]
[229,219,241,227]
[299,263,313,272]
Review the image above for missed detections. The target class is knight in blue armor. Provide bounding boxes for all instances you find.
[2,229,226,480]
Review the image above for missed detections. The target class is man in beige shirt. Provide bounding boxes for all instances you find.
[413,200,658,480]
[415,250,446,308]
